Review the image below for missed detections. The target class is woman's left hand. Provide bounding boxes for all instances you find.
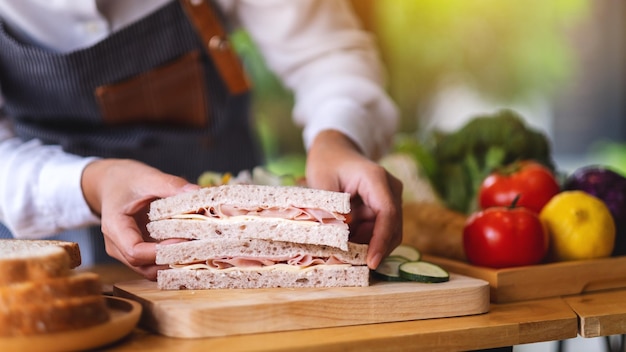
[305,130,403,269]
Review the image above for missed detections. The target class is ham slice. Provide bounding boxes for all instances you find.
[200,254,351,270]
[193,205,346,225]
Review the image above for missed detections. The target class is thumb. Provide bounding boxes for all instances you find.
[147,172,201,200]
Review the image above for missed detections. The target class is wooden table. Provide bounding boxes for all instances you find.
[105,298,577,351]
[564,289,626,338]
[83,264,580,351]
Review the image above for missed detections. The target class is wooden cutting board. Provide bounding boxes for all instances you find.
[113,273,489,338]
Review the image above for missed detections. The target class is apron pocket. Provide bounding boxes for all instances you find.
[95,50,209,128]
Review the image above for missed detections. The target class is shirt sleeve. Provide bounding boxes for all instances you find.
[233,0,399,160]
[0,115,100,239]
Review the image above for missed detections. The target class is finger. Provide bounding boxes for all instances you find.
[366,211,399,269]
[108,234,159,267]
[145,173,200,199]
[102,213,159,266]
[129,240,188,280]
[134,264,170,281]
[102,229,176,280]
[365,174,403,269]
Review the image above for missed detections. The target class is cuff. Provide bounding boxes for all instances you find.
[302,98,370,156]
[38,155,101,232]
[302,97,396,160]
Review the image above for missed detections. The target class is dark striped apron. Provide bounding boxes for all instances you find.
[0,0,263,265]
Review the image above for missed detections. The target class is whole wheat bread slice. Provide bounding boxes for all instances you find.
[0,239,81,267]
[148,218,349,250]
[0,239,111,337]
[0,272,103,307]
[157,265,370,290]
[0,295,110,337]
[155,238,368,266]
[0,239,82,285]
[148,184,351,221]
[0,245,72,286]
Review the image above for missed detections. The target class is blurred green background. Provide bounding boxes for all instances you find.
[233,0,625,176]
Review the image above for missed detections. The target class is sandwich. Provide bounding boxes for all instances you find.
[0,239,110,336]
[147,184,352,250]
[147,184,370,290]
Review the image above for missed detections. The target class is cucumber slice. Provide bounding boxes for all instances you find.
[373,256,409,281]
[399,261,450,283]
[389,244,421,262]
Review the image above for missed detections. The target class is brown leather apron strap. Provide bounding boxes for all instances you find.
[180,0,251,95]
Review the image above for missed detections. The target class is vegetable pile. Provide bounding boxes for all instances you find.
[393,108,626,269]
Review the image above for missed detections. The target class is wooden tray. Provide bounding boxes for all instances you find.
[113,274,489,338]
[425,255,626,303]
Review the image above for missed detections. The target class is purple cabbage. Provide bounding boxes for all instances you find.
[563,165,626,256]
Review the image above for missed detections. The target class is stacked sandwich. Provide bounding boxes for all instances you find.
[0,240,110,336]
[147,184,370,289]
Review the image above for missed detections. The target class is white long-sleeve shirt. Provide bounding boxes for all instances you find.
[0,0,398,239]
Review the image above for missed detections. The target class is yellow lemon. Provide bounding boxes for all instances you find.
[539,191,615,261]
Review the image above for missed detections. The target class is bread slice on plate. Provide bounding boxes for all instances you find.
[0,295,110,337]
[0,239,82,286]
[0,272,103,306]
[0,239,110,337]
[0,239,81,267]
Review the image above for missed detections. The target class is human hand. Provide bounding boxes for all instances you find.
[81,159,200,279]
[306,130,403,269]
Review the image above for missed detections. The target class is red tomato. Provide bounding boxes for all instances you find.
[463,206,549,268]
[479,161,560,213]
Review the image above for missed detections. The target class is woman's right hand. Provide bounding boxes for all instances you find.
[81,159,199,279]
